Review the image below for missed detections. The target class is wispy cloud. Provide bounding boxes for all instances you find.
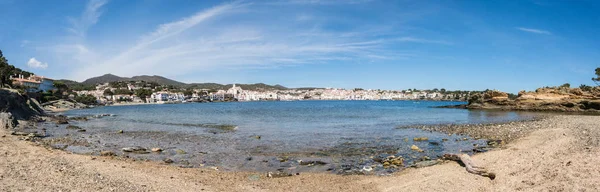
[516,27,551,35]
[394,37,452,45]
[67,0,107,38]
[40,0,448,81]
[27,58,48,69]
[267,0,373,5]
[20,40,29,47]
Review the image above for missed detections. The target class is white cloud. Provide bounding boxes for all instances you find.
[516,27,551,35]
[27,58,48,69]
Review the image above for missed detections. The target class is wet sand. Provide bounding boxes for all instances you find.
[1,115,599,191]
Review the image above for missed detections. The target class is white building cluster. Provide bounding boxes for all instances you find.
[75,82,468,105]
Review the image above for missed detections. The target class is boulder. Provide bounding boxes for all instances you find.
[483,90,508,100]
[570,88,584,96]
[122,146,149,154]
[0,113,17,129]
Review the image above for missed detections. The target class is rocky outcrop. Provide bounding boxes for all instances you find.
[0,89,44,121]
[42,99,89,112]
[466,88,600,112]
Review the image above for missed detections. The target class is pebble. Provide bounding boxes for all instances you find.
[413,137,429,141]
[411,145,424,152]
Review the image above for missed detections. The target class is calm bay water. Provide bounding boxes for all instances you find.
[48,100,539,174]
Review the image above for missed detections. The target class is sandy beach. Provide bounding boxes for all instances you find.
[0,115,598,191]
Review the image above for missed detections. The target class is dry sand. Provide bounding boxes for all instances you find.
[1,115,599,192]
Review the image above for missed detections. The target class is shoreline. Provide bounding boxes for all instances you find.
[1,115,599,191]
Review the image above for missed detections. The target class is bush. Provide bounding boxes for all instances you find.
[580,84,593,92]
[75,94,97,105]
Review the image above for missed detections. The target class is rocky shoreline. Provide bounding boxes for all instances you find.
[2,88,600,191]
[455,88,600,113]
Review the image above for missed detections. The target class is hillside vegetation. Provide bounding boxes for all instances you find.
[72,74,289,91]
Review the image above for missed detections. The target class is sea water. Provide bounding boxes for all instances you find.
[45,100,538,174]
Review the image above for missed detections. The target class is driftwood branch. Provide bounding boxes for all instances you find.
[443,153,496,180]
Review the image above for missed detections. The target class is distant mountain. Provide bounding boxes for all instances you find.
[81,74,186,87]
[129,75,186,87]
[81,74,125,85]
[73,74,289,91]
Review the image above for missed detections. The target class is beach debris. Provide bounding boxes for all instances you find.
[267,171,293,178]
[413,137,429,141]
[117,130,124,134]
[299,160,328,166]
[163,158,174,164]
[175,149,187,154]
[151,148,163,152]
[443,153,496,180]
[122,146,149,154]
[100,151,116,156]
[411,145,424,152]
[209,166,219,171]
[421,156,431,161]
[362,166,373,172]
[251,135,261,140]
[487,140,504,147]
[77,129,86,132]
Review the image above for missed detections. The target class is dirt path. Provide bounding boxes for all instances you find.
[1,115,599,191]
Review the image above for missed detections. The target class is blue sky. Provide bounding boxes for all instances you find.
[1,0,599,93]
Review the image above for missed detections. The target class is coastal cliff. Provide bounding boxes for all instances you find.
[466,87,600,112]
[0,89,45,129]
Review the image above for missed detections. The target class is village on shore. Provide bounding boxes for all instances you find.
[10,74,478,106]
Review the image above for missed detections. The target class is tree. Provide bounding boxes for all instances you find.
[53,81,68,92]
[593,67,600,85]
[103,89,114,96]
[440,88,446,94]
[75,94,97,105]
[0,49,33,88]
[182,90,194,97]
[559,83,570,88]
[134,89,153,102]
[113,89,133,95]
[0,50,12,87]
